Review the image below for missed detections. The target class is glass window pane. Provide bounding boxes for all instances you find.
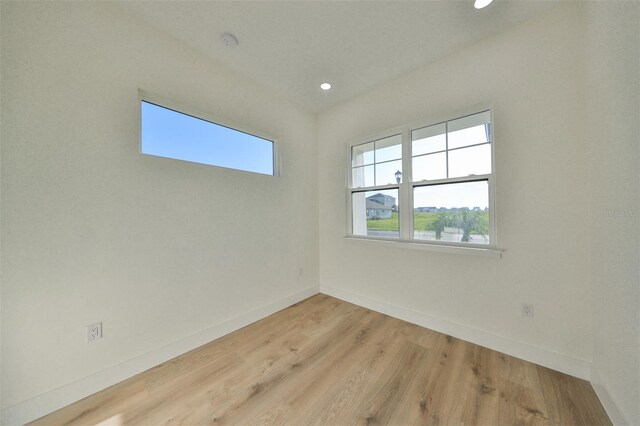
[448,111,491,149]
[412,123,446,156]
[413,181,489,244]
[141,101,274,175]
[412,152,447,181]
[351,142,375,167]
[375,160,402,186]
[375,134,402,163]
[352,165,374,188]
[352,189,399,238]
[448,144,492,178]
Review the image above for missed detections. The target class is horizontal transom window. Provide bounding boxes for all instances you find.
[140,94,277,176]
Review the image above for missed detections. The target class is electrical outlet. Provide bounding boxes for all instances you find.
[87,322,102,343]
[298,267,304,277]
[521,303,534,317]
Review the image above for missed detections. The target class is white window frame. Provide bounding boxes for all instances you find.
[349,130,405,241]
[138,89,282,176]
[347,107,500,256]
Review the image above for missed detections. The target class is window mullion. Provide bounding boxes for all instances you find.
[373,141,377,186]
[445,121,449,178]
[401,129,412,240]
[347,144,354,235]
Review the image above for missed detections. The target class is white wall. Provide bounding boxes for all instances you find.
[0,1,318,421]
[318,3,595,376]
[585,3,640,425]
[0,0,3,415]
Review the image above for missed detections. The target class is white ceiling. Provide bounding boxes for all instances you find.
[117,1,561,113]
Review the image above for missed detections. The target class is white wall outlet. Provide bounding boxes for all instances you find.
[87,322,102,342]
[298,267,304,276]
[522,303,534,317]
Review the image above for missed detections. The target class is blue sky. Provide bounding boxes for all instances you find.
[141,101,274,175]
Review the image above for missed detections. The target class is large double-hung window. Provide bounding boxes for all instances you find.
[349,110,495,248]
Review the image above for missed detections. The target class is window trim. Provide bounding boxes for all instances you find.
[138,89,282,176]
[346,106,500,254]
[344,236,502,258]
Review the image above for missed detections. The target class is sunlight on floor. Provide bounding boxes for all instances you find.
[95,413,124,426]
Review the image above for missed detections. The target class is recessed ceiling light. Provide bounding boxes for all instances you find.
[474,0,493,9]
[320,83,332,91]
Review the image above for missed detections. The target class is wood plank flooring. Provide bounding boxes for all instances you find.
[31,295,611,425]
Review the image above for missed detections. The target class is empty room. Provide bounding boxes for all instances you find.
[1,0,638,425]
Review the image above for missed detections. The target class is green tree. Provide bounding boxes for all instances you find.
[454,210,488,242]
[427,213,449,240]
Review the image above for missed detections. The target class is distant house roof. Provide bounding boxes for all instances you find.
[368,193,394,200]
[366,200,392,210]
[367,193,396,206]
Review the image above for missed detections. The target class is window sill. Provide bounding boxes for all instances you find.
[344,236,503,258]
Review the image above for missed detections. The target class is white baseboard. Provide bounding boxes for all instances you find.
[591,368,632,426]
[320,285,592,381]
[2,286,319,426]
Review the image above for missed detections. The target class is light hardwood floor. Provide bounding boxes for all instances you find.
[31,295,611,425]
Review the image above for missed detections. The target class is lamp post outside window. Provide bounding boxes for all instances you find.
[395,170,402,184]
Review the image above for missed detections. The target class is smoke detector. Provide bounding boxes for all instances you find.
[222,33,238,47]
